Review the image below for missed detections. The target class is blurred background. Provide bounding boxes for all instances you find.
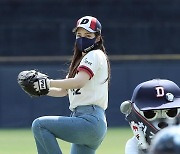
[1,0,180,128]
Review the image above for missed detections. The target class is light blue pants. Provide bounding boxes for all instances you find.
[32,105,107,154]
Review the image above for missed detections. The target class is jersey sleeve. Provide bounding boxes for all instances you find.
[125,137,139,154]
[77,50,100,79]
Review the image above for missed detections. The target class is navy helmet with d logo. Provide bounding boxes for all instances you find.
[131,79,180,111]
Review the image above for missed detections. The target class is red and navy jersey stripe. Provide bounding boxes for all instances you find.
[77,65,94,79]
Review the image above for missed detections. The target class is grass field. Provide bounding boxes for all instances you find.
[0,127,132,154]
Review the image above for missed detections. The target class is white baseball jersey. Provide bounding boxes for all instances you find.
[68,49,108,111]
[125,137,139,154]
[125,137,147,154]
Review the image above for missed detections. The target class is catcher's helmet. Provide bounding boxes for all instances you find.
[149,125,180,154]
[73,16,102,34]
[131,79,180,111]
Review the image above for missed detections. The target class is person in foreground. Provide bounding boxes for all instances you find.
[149,124,180,154]
[120,79,180,154]
[18,16,110,154]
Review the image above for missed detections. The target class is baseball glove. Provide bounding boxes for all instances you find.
[17,70,50,97]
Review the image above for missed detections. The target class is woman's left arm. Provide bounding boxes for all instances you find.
[50,71,90,89]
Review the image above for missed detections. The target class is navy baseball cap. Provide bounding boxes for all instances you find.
[131,79,180,111]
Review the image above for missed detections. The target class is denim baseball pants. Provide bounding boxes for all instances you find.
[32,105,107,154]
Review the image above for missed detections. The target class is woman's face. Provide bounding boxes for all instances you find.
[76,27,96,39]
[75,27,100,56]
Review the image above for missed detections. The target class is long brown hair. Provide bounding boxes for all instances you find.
[68,35,111,84]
